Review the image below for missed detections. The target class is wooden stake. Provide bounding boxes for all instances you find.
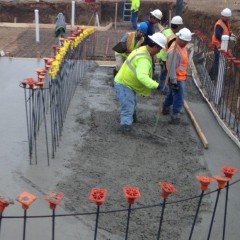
[184,101,209,149]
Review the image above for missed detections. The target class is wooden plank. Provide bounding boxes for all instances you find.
[184,101,209,149]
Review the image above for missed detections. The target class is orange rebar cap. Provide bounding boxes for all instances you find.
[159,182,176,199]
[196,176,215,191]
[123,187,141,205]
[89,188,107,206]
[21,78,36,89]
[220,166,238,179]
[214,175,230,189]
[16,192,37,210]
[0,196,14,213]
[45,192,64,209]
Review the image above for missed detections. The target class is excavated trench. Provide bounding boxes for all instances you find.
[0,1,240,59]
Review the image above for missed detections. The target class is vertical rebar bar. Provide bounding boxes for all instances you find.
[22,209,27,240]
[207,189,221,240]
[52,208,55,240]
[157,198,166,240]
[188,191,204,240]
[222,182,229,240]
[125,204,132,240]
[41,89,50,165]
[0,212,2,234]
[94,205,100,240]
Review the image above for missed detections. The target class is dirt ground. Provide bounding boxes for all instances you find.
[0,0,240,58]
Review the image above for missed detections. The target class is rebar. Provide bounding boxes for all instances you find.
[157,198,166,240]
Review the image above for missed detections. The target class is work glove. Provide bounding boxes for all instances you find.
[230,33,237,42]
[170,83,179,92]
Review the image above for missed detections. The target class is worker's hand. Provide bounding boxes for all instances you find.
[170,83,179,92]
[230,33,237,42]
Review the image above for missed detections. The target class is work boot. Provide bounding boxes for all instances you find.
[133,112,137,123]
[120,124,132,134]
[162,104,170,115]
[168,115,180,125]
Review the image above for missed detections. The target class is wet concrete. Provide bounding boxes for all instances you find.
[179,70,240,239]
[0,57,120,240]
[183,101,240,240]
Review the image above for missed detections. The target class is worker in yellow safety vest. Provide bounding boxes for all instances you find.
[162,28,194,124]
[114,32,167,133]
[130,0,140,30]
[156,16,183,93]
[114,22,148,76]
[209,8,236,81]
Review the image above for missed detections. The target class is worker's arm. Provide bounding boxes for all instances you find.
[131,0,140,12]
[166,51,180,84]
[215,25,223,42]
[135,58,159,89]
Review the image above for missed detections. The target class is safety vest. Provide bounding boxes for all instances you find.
[167,42,188,81]
[156,28,176,61]
[115,32,144,58]
[212,19,230,48]
[130,0,140,12]
[115,46,158,96]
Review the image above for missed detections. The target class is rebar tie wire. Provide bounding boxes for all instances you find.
[1,178,239,220]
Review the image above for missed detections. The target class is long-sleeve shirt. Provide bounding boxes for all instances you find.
[131,0,140,12]
[144,20,155,45]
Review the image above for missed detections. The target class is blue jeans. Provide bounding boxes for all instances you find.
[114,82,136,125]
[163,81,186,114]
[130,11,138,30]
[159,69,168,92]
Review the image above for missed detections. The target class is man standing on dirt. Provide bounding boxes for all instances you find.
[209,8,236,81]
[114,32,167,134]
[130,0,140,30]
[113,22,148,76]
[162,28,193,124]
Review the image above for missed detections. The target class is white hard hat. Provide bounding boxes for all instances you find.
[221,8,232,17]
[176,27,194,42]
[148,32,167,49]
[171,16,183,25]
[150,9,163,21]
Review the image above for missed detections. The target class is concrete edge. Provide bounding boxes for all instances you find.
[189,55,240,149]
[0,22,113,31]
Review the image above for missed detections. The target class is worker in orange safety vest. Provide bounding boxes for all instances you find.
[209,8,236,81]
[162,27,194,124]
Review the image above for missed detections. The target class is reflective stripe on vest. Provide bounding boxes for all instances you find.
[211,19,230,48]
[125,52,151,74]
[167,42,188,81]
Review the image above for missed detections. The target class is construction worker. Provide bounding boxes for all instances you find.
[114,32,167,133]
[162,28,194,124]
[144,9,163,45]
[130,0,140,30]
[209,8,236,81]
[144,9,163,76]
[156,16,183,93]
[113,22,148,76]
